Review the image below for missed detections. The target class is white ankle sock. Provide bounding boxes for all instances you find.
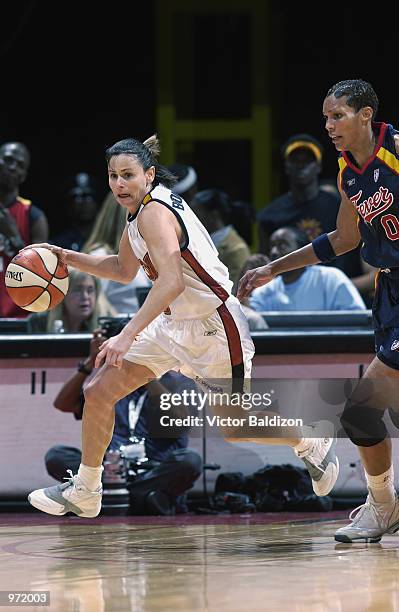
[77,464,103,491]
[366,466,396,504]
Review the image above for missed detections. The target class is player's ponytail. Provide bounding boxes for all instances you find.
[143,134,161,158]
[142,134,177,189]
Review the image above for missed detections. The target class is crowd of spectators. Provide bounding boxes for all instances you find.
[0,136,372,329]
[0,136,372,331]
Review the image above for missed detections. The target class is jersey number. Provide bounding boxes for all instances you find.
[381,214,399,241]
[171,193,184,210]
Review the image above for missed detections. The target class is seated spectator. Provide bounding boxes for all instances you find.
[45,330,202,515]
[167,162,198,205]
[191,188,251,286]
[81,191,151,314]
[249,227,366,312]
[233,253,270,331]
[257,133,376,305]
[0,141,49,317]
[50,172,101,251]
[26,268,115,333]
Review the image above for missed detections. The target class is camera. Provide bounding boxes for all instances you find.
[98,315,132,339]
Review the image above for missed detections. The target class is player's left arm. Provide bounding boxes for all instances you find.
[135,203,185,322]
[327,179,361,254]
[95,203,185,368]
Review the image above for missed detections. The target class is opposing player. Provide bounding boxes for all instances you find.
[239,79,399,543]
[26,135,338,518]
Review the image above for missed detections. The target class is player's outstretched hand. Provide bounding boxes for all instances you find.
[237,264,276,300]
[19,243,69,265]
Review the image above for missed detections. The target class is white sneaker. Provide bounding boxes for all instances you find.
[295,420,339,496]
[335,491,399,543]
[28,470,102,518]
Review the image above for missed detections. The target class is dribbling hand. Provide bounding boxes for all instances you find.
[237,264,276,300]
[19,243,69,265]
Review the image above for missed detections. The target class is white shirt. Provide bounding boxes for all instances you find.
[249,265,366,312]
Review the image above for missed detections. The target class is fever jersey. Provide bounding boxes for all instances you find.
[338,122,399,268]
[127,184,234,320]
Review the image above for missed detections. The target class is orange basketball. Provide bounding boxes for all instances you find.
[5,247,69,312]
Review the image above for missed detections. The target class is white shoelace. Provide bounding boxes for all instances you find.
[348,499,379,525]
[62,469,85,491]
[63,469,75,482]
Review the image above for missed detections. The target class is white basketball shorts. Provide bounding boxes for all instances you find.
[124,296,254,392]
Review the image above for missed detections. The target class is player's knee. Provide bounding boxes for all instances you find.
[340,398,387,447]
[83,378,114,408]
[83,378,98,404]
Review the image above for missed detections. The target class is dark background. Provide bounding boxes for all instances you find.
[1,1,398,235]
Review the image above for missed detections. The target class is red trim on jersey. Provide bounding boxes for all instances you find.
[182,249,244,390]
[342,122,387,175]
[181,249,229,302]
[217,303,245,393]
[217,303,243,368]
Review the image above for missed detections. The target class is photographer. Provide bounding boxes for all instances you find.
[45,327,202,515]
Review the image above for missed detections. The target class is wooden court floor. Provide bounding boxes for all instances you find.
[1,511,399,611]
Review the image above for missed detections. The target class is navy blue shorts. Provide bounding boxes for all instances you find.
[373,268,399,370]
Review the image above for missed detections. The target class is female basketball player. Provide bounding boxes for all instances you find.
[239,79,399,543]
[25,135,338,518]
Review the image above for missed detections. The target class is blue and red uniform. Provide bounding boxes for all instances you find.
[338,122,399,368]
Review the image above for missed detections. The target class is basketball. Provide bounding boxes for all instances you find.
[5,247,69,312]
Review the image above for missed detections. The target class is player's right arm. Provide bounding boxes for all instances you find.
[326,178,361,255]
[20,226,141,283]
[237,177,360,300]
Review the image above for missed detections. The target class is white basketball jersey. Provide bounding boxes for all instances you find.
[127,184,233,320]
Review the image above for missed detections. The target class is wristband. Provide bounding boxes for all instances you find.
[77,360,93,375]
[311,233,336,263]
